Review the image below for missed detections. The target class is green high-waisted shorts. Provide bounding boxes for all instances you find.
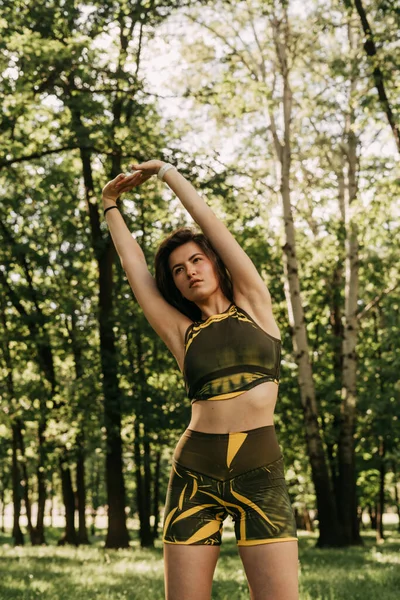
[162,425,297,546]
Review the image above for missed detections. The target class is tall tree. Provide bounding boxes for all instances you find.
[337,15,362,545]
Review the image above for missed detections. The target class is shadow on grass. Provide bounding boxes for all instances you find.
[0,527,249,600]
[0,526,399,599]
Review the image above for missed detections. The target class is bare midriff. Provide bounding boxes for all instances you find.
[187,381,279,433]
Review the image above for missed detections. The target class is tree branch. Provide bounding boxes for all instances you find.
[0,145,120,168]
[357,282,399,320]
[352,0,400,152]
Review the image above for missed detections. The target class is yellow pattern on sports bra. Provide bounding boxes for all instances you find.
[183,303,281,403]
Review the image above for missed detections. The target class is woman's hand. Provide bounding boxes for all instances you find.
[102,160,166,205]
[131,160,165,176]
[101,170,147,205]
[102,160,167,208]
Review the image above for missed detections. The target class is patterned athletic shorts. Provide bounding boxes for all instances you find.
[162,425,297,546]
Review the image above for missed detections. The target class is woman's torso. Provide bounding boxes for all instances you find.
[173,293,281,434]
[188,381,278,433]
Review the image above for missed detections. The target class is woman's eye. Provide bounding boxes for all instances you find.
[175,257,201,275]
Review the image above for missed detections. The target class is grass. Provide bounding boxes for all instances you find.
[0,522,399,599]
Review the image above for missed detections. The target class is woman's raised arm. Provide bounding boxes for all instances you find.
[102,171,151,268]
[132,161,271,305]
[101,169,191,363]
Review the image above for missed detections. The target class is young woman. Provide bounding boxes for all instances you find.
[102,160,298,600]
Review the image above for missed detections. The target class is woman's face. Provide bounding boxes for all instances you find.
[168,241,220,301]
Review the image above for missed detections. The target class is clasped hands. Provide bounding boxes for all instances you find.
[102,160,166,204]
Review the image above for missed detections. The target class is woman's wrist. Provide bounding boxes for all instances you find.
[102,196,118,209]
[156,160,167,173]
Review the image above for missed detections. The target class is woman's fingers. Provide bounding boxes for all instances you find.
[109,169,154,195]
[115,171,142,187]
[130,160,159,175]
[116,173,152,193]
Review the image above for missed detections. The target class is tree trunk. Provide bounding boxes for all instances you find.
[11,423,24,545]
[358,506,365,530]
[15,421,34,540]
[49,472,55,529]
[0,220,63,544]
[32,420,47,545]
[269,8,343,547]
[0,466,6,533]
[133,328,156,548]
[392,461,400,533]
[337,17,362,547]
[76,436,89,544]
[90,458,100,537]
[376,437,385,542]
[66,287,89,544]
[328,169,346,515]
[58,457,78,546]
[327,164,346,516]
[142,425,154,547]
[0,286,48,544]
[65,98,129,548]
[368,503,377,529]
[2,304,24,544]
[152,449,161,540]
[294,507,314,532]
[134,419,146,546]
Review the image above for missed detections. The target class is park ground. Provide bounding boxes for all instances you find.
[0,519,399,600]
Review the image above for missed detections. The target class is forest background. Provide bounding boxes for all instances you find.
[0,0,399,560]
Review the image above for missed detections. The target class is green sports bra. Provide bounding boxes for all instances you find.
[183,302,281,403]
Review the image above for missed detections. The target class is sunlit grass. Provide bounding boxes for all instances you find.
[0,522,398,599]
[297,527,400,600]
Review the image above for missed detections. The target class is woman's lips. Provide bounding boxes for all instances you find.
[190,281,202,287]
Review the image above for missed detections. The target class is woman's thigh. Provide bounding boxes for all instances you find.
[163,543,221,600]
[238,540,299,600]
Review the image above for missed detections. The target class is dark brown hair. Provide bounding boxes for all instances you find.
[154,227,233,322]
